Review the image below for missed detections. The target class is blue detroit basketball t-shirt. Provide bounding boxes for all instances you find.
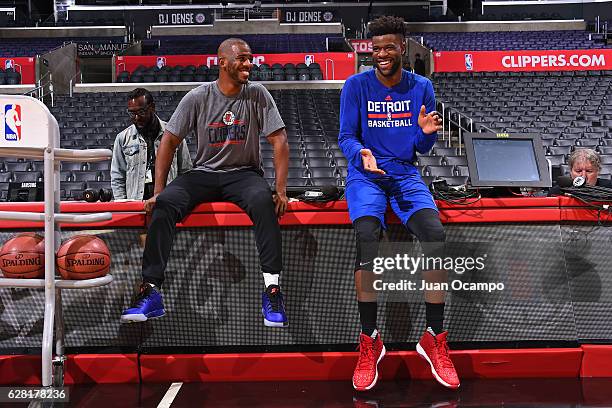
[339,69,438,181]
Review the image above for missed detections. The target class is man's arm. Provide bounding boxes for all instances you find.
[110,135,128,199]
[338,77,366,169]
[177,139,193,175]
[154,130,182,194]
[415,81,440,154]
[143,130,182,212]
[267,128,289,217]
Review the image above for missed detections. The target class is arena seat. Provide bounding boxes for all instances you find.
[416,155,444,166]
[426,165,455,177]
[412,30,611,51]
[553,139,575,147]
[60,182,86,200]
[444,156,468,166]
[546,154,567,166]
[455,165,470,176]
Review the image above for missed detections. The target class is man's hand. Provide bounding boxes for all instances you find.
[417,105,442,135]
[360,149,386,174]
[144,194,158,214]
[273,191,289,218]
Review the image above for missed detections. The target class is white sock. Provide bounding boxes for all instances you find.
[371,329,379,339]
[263,273,279,288]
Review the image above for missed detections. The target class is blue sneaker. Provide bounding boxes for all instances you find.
[262,285,288,327]
[121,283,165,323]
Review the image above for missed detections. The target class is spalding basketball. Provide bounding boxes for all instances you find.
[0,233,45,279]
[56,235,110,280]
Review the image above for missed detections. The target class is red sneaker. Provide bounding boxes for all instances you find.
[416,328,460,389]
[352,330,386,391]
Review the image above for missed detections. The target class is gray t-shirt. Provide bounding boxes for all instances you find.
[166,81,285,173]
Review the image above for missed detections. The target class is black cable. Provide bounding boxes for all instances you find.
[430,180,481,205]
[562,191,612,227]
[561,186,612,205]
[434,190,482,205]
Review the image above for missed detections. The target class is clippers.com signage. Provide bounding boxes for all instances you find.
[116,52,356,80]
[434,49,612,72]
[0,57,36,84]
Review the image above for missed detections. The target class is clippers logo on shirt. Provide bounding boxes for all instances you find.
[367,99,413,128]
[208,110,248,147]
[222,111,236,126]
[4,104,22,141]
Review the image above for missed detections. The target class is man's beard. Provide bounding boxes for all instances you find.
[375,58,401,77]
[230,68,249,84]
[137,116,157,136]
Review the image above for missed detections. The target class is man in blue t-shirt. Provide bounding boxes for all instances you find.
[339,16,460,391]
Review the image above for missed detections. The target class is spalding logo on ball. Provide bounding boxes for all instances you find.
[56,235,111,280]
[0,232,45,279]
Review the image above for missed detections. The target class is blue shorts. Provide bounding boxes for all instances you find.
[345,174,438,227]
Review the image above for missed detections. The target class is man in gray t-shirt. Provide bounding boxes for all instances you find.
[121,38,290,328]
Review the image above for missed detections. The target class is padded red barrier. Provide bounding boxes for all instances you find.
[580,345,612,378]
[0,354,139,385]
[0,348,585,385]
[0,355,42,385]
[0,197,608,230]
[64,354,139,384]
[138,348,583,383]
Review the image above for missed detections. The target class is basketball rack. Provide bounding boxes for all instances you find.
[0,95,113,387]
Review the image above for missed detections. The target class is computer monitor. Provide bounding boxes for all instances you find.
[464,133,552,188]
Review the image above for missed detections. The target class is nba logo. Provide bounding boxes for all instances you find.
[305,55,315,66]
[4,104,22,141]
[4,59,14,70]
[156,57,166,69]
[464,54,473,71]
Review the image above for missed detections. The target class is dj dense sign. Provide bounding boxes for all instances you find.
[156,11,210,25]
[434,49,612,72]
[281,9,338,23]
[66,8,213,26]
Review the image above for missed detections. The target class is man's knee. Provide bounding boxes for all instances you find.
[420,222,446,243]
[408,211,446,257]
[354,216,382,271]
[153,192,185,220]
[409,209,445,242]
[355,216,381,242]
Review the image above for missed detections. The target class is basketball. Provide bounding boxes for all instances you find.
[56,235,111,280]
[0,233,45,279]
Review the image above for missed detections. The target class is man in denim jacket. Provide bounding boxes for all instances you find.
[111,88,192,200]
